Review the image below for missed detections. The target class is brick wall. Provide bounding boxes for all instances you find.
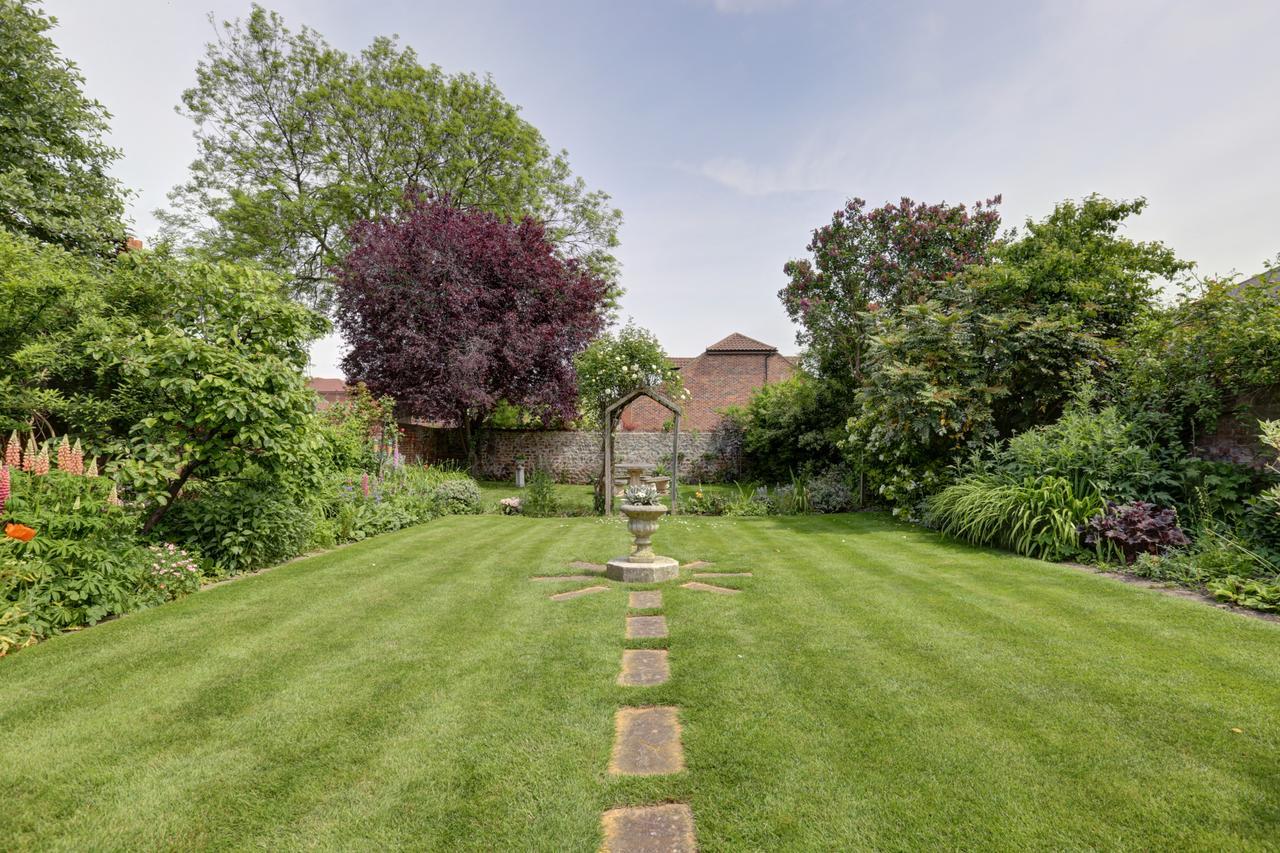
[399,423,743,484]
[1196,385,1280,469]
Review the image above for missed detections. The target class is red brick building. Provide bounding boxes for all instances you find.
[621,333,795,432]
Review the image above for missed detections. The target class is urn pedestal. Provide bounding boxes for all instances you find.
[606,503,679,583]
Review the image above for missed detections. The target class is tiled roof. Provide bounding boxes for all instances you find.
[307,377,347,393]
[668,357,695,369]
[705,332,777,353]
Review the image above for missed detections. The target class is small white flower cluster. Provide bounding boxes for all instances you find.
[148,542,199,583]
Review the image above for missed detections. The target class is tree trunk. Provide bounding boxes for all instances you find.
[141,460,200,534]
[462,413,482,475]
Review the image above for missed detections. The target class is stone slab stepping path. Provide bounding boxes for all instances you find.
[600,803,696,853]
[628,590,662,609]
[693,571,752,578]
[618,649,670,686]
[682,560,714,569]
[609,706,684,775]
[681,581,740,595]
[549,585,608,602]
[530,574,600,582]
[625,615,668,639]
[568,560,606,573]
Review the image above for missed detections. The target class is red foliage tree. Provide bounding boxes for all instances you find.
[335,196,608,466]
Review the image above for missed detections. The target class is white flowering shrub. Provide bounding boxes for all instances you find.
[573,323,688,426]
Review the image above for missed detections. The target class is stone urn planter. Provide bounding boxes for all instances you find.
[606,490,679,583]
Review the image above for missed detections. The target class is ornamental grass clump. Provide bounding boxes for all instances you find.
[926,475,1102,561]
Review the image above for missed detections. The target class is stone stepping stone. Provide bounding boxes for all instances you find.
[601,803,696,853]
[625,615,668,639]
[693,571,752,578]
[681,581,740,595]
[682,560,714,569]
[530,575,599,582]
[568,560,606,573]
[618,649,669,686]
[628,590,662,609]
[609,706,684,775]
[550,585,608,601]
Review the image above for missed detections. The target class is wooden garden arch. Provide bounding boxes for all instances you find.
[602,388,682,516]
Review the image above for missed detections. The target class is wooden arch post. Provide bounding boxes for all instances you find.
[602,388,683,516]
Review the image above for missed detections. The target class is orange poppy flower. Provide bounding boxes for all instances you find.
[4,522,36,542]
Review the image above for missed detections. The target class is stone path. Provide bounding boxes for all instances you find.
[681,581,740,595]
[537,555,754,848]
[625,615,668,639]
[618,649,669,686]
[609,706,684,775]
[628,590,662,609]
[600,804,696,853]
[549,585,608,602]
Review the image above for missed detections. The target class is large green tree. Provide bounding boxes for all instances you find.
[0,0,126,253]
[162,5,622,312]
[850,196,1188,511]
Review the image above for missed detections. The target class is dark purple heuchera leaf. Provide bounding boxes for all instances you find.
[334,195,608,436]
[1081,501,1190,564]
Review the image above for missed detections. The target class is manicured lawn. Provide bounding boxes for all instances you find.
[3,513,1279,850]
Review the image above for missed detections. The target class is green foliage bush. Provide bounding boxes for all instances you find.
[735,372,846,482]
[990,406,1172,504]
[685,487,727,516]
[523,470,560,517]
[926,475,1103,561]
[808,469,855,514]
[154,472,317,575]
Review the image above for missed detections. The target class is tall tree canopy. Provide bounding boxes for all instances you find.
[779,196,1003,389]
[335,196,608,464]
[0,0,125,253]
[163,4,622,312]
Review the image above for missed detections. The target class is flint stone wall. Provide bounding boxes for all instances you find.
[399,423,742,484]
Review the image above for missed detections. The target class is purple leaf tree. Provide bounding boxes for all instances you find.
[335,196,608,468]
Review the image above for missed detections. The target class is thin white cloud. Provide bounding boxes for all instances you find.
[704,0,799,14]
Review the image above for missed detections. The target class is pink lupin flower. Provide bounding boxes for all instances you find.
[22,436,36,472]
[360,471,371,498]
[56,436,72,472]
[33,444,50,476]
[4,432,19,469]
[106,483,123,507]
[0,466,9,515]
[85,456,99,478]
[71,439,84,475]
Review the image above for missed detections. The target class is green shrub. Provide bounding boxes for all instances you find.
[808,469,855,513]
[725,486,774,517]
[155,473,316,574]
[926,475,1102,561]
[431,475,482,515]
[523,469,559,517]
[983,406,1172,504]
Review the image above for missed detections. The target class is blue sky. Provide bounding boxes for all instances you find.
[44,0,1280,375]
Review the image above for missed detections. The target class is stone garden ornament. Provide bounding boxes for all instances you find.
[607,484,680,582]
